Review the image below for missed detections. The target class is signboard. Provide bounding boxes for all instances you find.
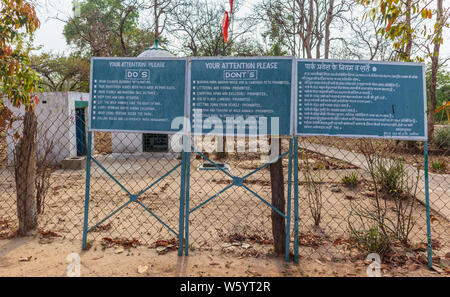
[296,60,427,140]
[189,57,294,136]
[89,57,187,133]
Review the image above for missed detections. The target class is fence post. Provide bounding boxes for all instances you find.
[82,131,93,250]
[285,137,293,262]
[424,141,433,268]
[184,137,191,256]
[294,136,299,263]
[178,146,186,256]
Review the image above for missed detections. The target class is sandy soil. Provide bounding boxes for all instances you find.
[304,136,449,174]
[0,235,445,277]
[1,138,449,277]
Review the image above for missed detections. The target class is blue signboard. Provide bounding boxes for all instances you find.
[89,57,186,133]
[189,57,294,136]
[296,60,427,140]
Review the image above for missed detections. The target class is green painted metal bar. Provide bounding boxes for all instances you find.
[82,131,93,250]
[91,157,132,196]
[190,183,234,214]
[136,200,178,236]
[294,137,299,263]
[424,141,433,268]
[87,200,132,233]
[241,150,289,180]
[242,184,287,219]
[178,151,186,256]
[136,163,182,198]
[184,151,191,256]
[285,137,293,262]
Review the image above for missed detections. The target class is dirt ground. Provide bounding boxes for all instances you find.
[0,235,446,277]
[1,138,449,277]
[305,135,449,174]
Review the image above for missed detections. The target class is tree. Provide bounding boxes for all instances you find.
[0,0,41,235]
[359,0,450,142]
[31,53,90,92]
[333,6,396,61]
[63,0,155,57]
[426,63,450,122]
[255,0,350,58]
[169,0,261,57]
[425,0,449,140]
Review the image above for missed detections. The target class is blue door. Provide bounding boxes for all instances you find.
[76,108,87,156]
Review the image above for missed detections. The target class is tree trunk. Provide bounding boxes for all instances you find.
[427,0,443,142]
[269,137,286,255]
[324,0,334,59]
[14,109,38,235]
[405,0,412,59]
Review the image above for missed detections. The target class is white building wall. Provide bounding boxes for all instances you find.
[6,92,92,166]
[111,132,143,154]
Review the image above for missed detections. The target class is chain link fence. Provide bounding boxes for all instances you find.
[295,136,449,265]
[1,99,449,265]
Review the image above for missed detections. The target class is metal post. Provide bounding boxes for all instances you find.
[294,136,299,263]
[178,147,186,256]
[82,131,93,250]
[184,150,191,256]
[285,137,293,262]
[424,141,433,268]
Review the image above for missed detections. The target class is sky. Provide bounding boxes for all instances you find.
[33,0,449,64]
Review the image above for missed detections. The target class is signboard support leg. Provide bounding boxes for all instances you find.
[184,149,191,256]
[293,137,299,263]
[424,141,433,268]
[82,131,93,250]
[178,150,186,256]
[285,137,293,262]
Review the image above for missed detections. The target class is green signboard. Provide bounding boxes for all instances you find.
[89,57,186,133]
[189,57,294,136]
[296,60,427,140]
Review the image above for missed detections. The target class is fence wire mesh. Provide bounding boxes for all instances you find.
[0,102,449,266]
[295,136,449,265]
[186,137,292,257]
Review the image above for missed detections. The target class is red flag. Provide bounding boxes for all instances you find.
[229,0,233,14]
[222,11,230,43]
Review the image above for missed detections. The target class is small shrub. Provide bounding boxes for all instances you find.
[374,159,406,197]
[434,126,450,149]
[431,159,447,173]
[342,172,359,188]
[350,225,391,255]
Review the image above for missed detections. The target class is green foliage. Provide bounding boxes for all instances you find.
[426,64,450,122]
[30,53,90,92]
[434,126,450,149]
[431,159,447,173]
[374,159,406,197]
[64,0,155,57]
[350,224,391,255]
[0,0,41,109]
[358,0,433,62]
[342,172,359,188]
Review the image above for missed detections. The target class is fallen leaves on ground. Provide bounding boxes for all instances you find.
[298,232,329,248]
[151,238,178,255]
[19,256,32,262]
[40,230,61,238]
[222,233,272,245]
[92,223,112,232]
[39,230,61,244]
[101,237,141,249]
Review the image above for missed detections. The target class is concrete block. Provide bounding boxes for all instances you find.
[62,156,86,170]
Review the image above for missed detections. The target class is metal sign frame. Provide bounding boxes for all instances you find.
[82,56,433,266]
[88,57,188,135]
[294,59,428,141]
[187,56,296,137]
